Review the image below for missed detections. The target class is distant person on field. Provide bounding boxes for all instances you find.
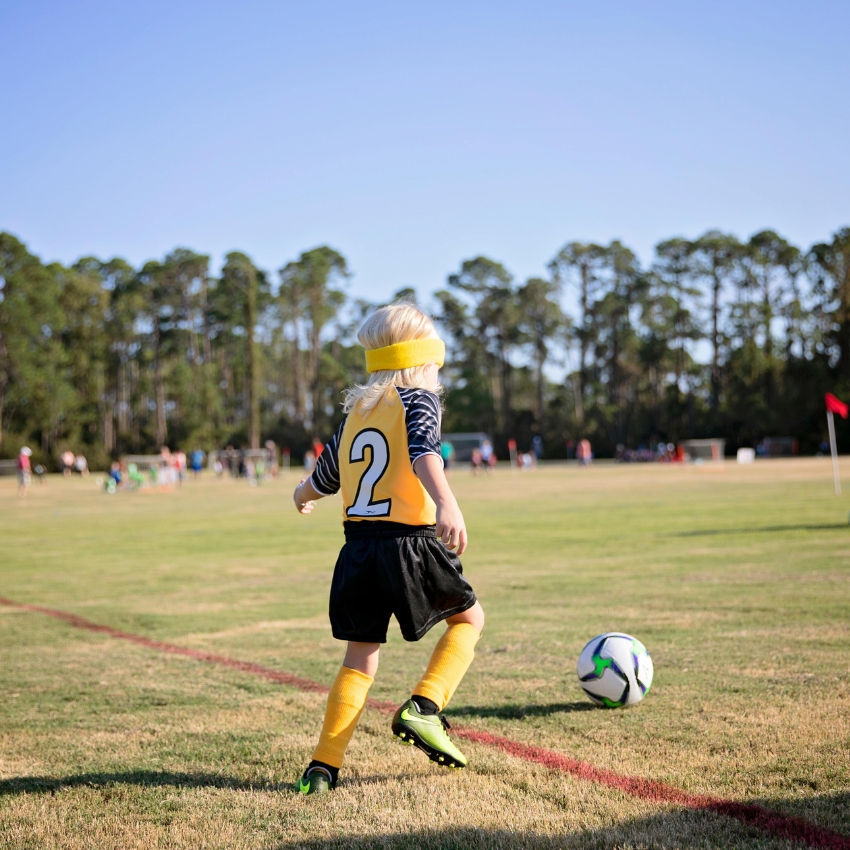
[265,440,279,478]
[531,435,543,461]
[74,454,88,476]
[440,439,455,476]
[470,447,483,475]
[159,447,173,487]
[190,448,205,478]
[291,302,483,795]
[520,451,535,470]
[577,439,592,467]
[127,462,144,489]
[481,439,496,472]
[61,450,75,477]
[175,450,187,485]
[303,449,316,473]
[104,462,121,494]
[225,445,238,477]
[17,447,32,497]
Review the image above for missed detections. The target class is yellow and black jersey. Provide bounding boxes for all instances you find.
[310,387,442,526]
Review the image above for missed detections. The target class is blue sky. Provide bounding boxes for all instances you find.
[1,1,848,305]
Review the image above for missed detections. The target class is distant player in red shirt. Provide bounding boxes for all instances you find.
[17,447,32,498]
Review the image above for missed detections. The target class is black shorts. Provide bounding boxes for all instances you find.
[329,522,477,643]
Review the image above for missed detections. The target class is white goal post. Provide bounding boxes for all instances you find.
[681,439,725,462]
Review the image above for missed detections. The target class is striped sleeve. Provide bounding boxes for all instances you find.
[397,388,443,468]
[310,419,344,496]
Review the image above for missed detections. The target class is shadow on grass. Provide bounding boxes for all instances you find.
[674,523,848,537]
[274,792,850,849]
[274,826,693,850]
[451,702,595,720]
[4,772,848,848]
[0,770,280,796]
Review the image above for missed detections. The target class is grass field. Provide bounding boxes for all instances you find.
[1,459,849,849]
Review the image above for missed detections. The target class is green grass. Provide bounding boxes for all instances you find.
[1,460,849,849]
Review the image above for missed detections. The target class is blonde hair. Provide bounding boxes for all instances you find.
[343,302,444,413]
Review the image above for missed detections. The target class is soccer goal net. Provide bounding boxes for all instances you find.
[121,454,166,471]
[210,448,273,466]
[0,459,19,476]
[681,439,725,462]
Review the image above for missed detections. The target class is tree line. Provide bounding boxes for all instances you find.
[1,226,848,469]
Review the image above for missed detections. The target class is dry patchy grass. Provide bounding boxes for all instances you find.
[1,459,849,848]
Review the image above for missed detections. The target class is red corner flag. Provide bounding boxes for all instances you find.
[826,393,849,419]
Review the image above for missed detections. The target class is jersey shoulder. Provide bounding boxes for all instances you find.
[395,386,442,405]
[394,387,443,421]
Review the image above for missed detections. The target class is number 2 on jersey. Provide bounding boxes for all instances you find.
[346,428,392,517]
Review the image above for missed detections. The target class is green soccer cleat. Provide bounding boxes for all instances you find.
[391,698,467,769]
[295,765,335,795]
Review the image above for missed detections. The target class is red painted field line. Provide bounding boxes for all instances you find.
[0,597,328,696]
[3,596,848,850]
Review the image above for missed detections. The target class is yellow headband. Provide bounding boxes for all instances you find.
[364,338,445,373]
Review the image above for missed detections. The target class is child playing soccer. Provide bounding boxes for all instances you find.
[292,303,485,794]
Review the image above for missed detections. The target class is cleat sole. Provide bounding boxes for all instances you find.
[392,722,467,769]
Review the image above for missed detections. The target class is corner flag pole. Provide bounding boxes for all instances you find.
[827,409,840,496]
[825,393,849,496]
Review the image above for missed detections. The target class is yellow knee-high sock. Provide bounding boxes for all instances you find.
[413,622,480,711]
[312,666,373,769]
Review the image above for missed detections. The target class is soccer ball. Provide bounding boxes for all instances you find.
[577,632,653,708]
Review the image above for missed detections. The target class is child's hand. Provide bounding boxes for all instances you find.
[293,479,315,514]
[436,501,467,555]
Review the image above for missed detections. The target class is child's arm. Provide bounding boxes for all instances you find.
[414,454,468,555]
[293,477,325,514]
[295,422,344,513]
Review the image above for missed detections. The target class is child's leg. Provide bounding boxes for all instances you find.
[390,604,483,770]
[342,641,381,677]
[311,642,379,772]
[413,602,484,712]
